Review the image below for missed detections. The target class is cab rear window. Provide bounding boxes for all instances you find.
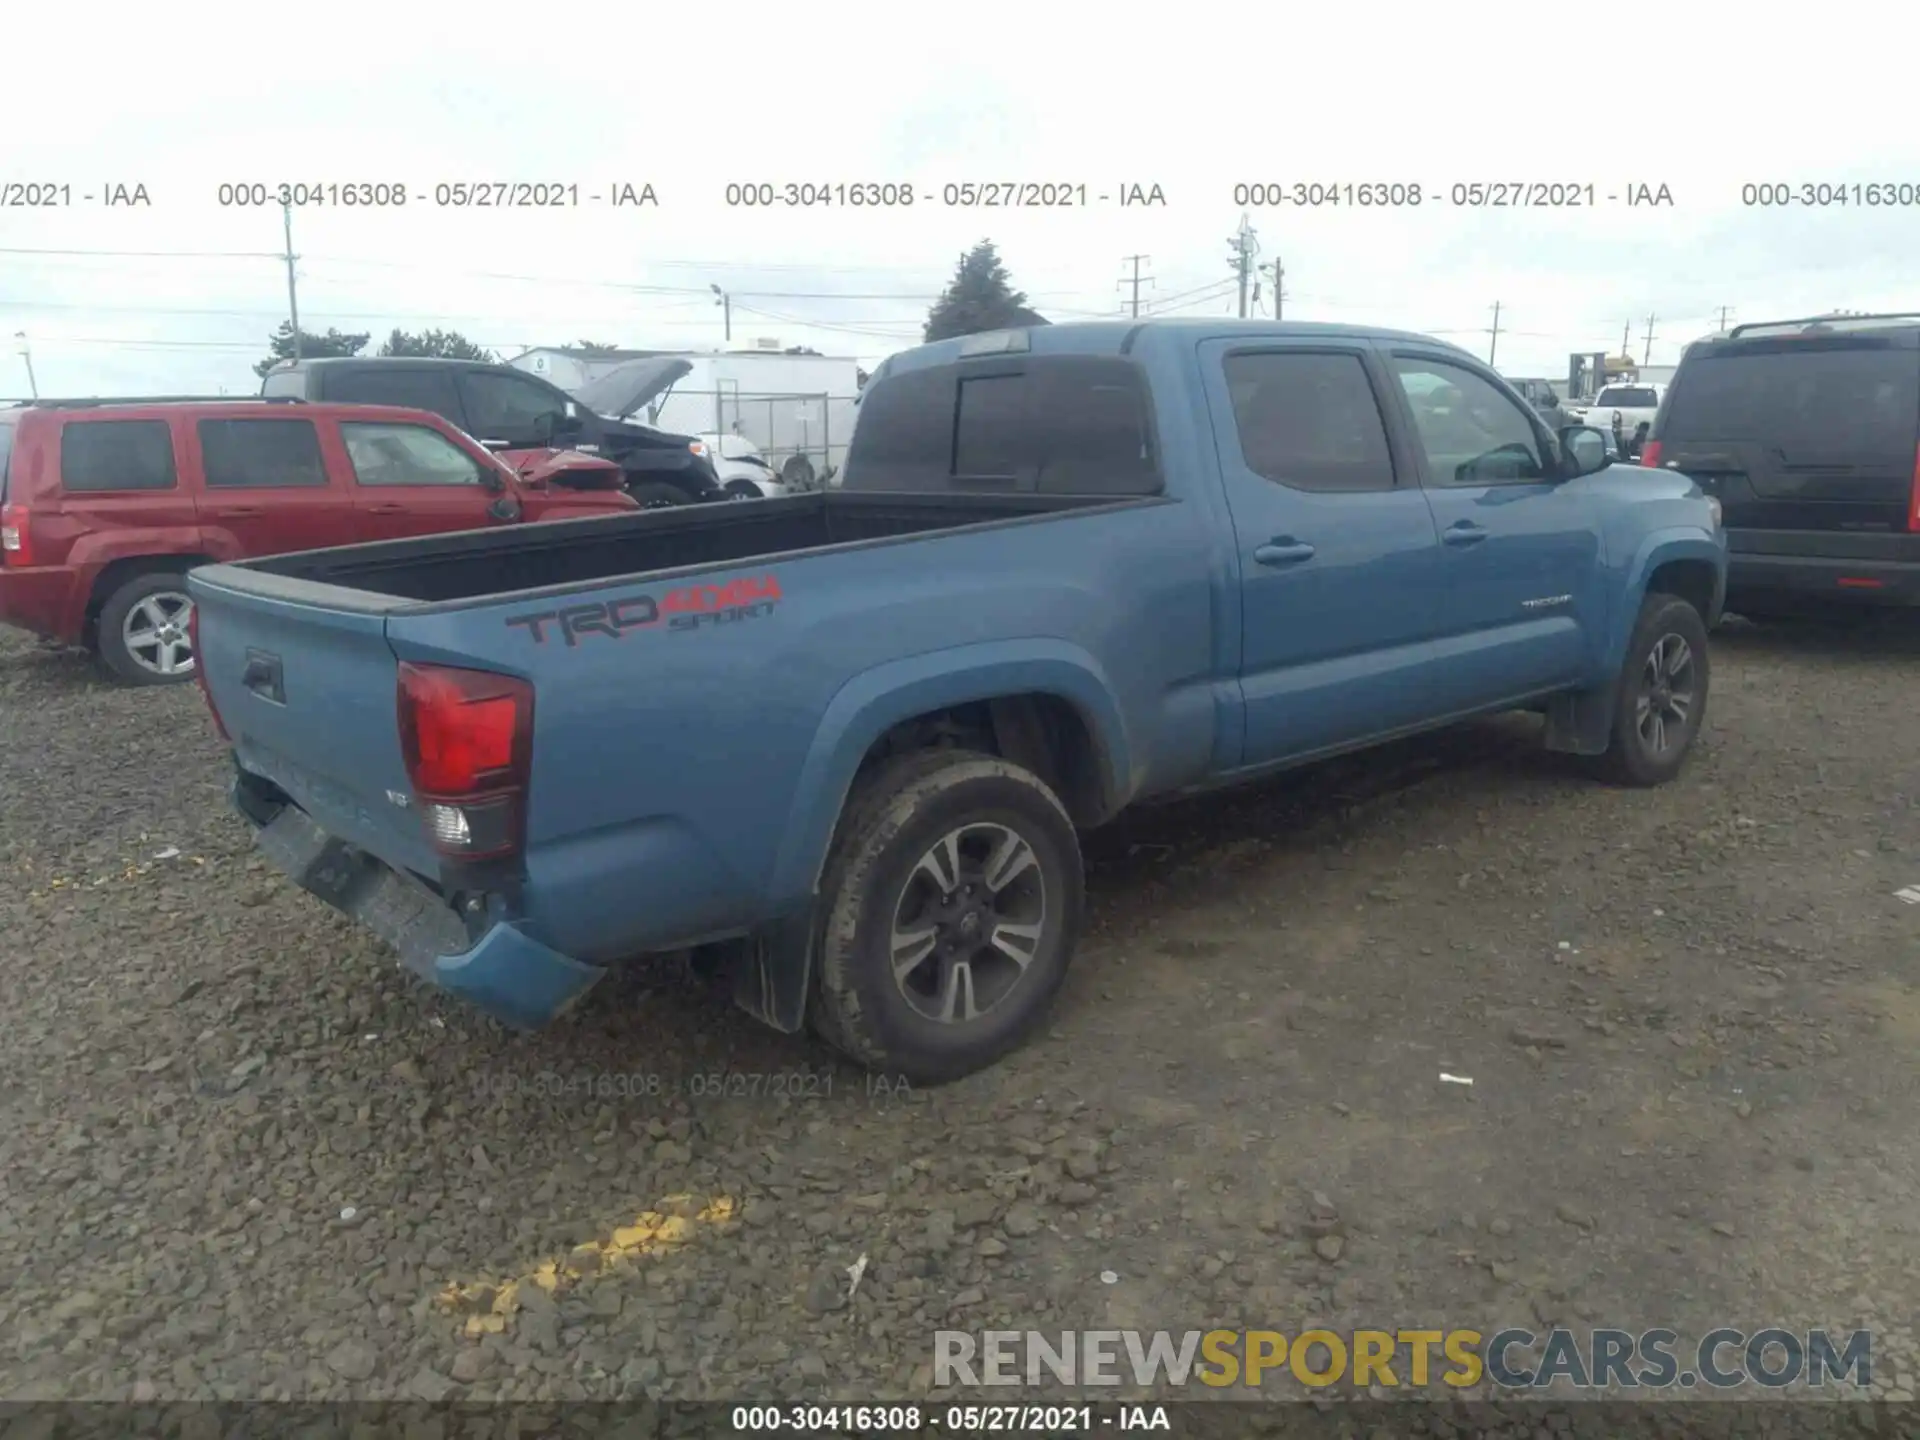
[1594,387,1659,407]
[844,356,1160,495]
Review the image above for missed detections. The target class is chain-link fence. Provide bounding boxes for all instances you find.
[653,389,859,489]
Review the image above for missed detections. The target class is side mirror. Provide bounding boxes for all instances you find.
[487,494,523,522]
[553,404,583,436]
[1560,425,1612,477]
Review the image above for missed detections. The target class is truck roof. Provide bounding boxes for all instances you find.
[875,318,1478,380]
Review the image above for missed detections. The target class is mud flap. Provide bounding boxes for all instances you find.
[730,907,815,1033]
[1544,686,1615,756]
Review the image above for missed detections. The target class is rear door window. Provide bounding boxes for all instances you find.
[324,368,466,427]
[198,418,329,488]
[60,419,178,491]
[1662,345,1919,458]
[1224,351,1397,492]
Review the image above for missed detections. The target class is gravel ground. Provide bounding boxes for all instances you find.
[3,618,1919,1415]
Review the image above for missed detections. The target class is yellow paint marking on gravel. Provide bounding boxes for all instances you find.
[434,1194,738,1337]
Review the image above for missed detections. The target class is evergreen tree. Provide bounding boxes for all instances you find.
[376,328,494,361]
[923,241,1048,343]
[252,322,370,378]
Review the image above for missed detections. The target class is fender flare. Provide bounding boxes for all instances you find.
[1607,529,1725,669]
[765,639,1134,908]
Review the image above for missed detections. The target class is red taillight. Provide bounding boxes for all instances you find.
[0,504,31,566]
[1908,442,1920,533]
[187,605,230,740]
[397,662,534,859]
[1640,439,1663,470]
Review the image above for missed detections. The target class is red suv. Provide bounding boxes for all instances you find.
[0,398,636,684]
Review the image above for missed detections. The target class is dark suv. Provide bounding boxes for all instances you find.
[1645,313,1920,618]
[261,357,723,508]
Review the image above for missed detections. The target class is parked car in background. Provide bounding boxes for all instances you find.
[1586,382,1664,457]
[0,398,635,684]
[261,357,724,509]
[189,318,1725,1082]
[1645,312,1920,619]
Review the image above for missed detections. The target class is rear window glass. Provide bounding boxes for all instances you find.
[0,419,14,503]
[954,375,1026,478]
[843,357,1160,496]
[1662,345,1919,457]
[1594,387,1659,407]
[198,418,328,488]
[60,419,177,492]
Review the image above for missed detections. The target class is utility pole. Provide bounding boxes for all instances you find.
[1272,258,1286,319]
[1620,321,1631,357]
[1717,305,1733,333]
[1227,214,1259,319]
[13,332,36,400]
[711,284,732,343]
[281,202,302,361]
[1487,301,1502,365]
[1642,313,1657,365]
[1118,255,1154,318]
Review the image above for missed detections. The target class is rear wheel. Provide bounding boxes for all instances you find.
[723,480,765,501]
[97,570,196,686]
[810,749,1084,1084]
[780,454,816,488]
[1593,592,1710,786]
[627,481,690,510]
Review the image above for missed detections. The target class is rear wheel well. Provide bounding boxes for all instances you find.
[1645,559,1717,622]
[84,555,212,646]
[856,695,1111,828]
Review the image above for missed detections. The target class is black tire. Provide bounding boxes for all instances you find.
[780,454,816,488]
[723,480,765,501]
[1593,591,1710,786]
[627,481,690,510]
[810,748,1084,1084]
[96,570,197,686]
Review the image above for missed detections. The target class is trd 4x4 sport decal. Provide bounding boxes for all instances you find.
[504,574,782,646]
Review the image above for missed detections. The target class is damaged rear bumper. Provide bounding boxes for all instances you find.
[240,779,605,1029]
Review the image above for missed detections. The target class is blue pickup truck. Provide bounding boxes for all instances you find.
[188,320,1727,1081]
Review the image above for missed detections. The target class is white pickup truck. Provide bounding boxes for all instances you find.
[1574,382,1664,457]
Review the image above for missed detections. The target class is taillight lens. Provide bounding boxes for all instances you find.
[397,662,534,860]
[1909,443,1920,533]
[186,605,231,740]
[1640,440,1663,470]
[0,504,29,566]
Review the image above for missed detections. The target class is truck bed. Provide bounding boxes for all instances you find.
[217,490,1118,608]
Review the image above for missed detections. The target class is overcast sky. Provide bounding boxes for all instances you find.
[6,0,1919,398]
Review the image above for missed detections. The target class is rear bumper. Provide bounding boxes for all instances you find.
[0,567,82,642]
[239,775,606,1028]
[1728,532,1920,607]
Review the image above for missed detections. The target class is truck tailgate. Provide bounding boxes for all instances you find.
[191,569,441,881]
